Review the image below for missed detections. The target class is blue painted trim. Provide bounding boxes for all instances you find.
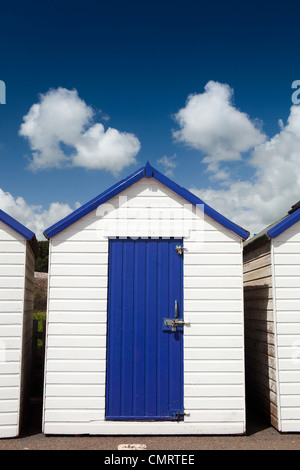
[267,208,300,239]
[44,162,250,240]
[0,209,35,240]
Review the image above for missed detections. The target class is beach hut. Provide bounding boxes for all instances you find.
[244,201,300,432]
[0,209,38,438]
[42,162,249,435]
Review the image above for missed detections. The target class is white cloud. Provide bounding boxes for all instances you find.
[0,188,78,240]
[190,104,300,236]
[19,87,141,175]
[173,81,266,170]
[157,153,177,176]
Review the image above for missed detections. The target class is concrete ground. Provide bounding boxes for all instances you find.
[0,401,300,450]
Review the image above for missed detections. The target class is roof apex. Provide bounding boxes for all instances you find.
[44,162,250,240]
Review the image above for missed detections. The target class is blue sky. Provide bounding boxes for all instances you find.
[1,0,300,238]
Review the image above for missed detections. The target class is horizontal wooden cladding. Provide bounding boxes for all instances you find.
[51,253,108,265]
[184,265,241,277]
[0,413,18,426]
[46,347,106,360]
[50,276,107,288]
[277,335,300,347]
[185,348,244,360]
[185,372,244,385]
[185,253,241,265]
[184,360,243,372]
[243,253,271,274]
[50,265,108,276]
[46,372,105,385]
[277,323,300,334]
[0,241,25,253]
[47,336,106,347]
[0,301,23,313]
[47,324,106,335]
[184,324,243,336]
[184,396,244,409]
[185,383,244,397]
[0,223,24,242]
[0,400,19,413]
[185,288,242,301]
[184,276,241,288]
[184,336,243,348]
[48,299,107,311]
[185,299,243,312]
[0,313,22,325]
[274,254,300,265]
[44,409,104,422]
[273,240,300,253]
[274,287,300,300]
[0,266,24,277]
[0,289,24,301]
[0,253,25,265]
[274,265,300,276]
[281,420,300,432]
[45,384,106,397]
[46,360,105,372]
[275,277,300,288]
[44,396,105,409]
[49,287,107,300]
[49,312,107,323]
[52,241,108,253]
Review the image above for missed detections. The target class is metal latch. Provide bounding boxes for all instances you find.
[176,245,184,255]
[163,318,189,332]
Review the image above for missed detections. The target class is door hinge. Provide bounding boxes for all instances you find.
[172,410,190,420]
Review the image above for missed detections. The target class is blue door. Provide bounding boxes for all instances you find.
[105,237,184,421]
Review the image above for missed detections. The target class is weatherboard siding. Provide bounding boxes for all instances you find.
[0,222,26,438]
[243,240,278,428]
[273,221,300,432]
[43,177,246,435]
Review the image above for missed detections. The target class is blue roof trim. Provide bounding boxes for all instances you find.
[44,162,250,240]
[0,209,39,257]
[267,208,300,239]
[0,209,35,240]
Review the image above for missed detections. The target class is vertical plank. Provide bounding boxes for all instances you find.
[133,239,146,416]
[145,238,158,416]
[105,239,123,418]
[121,239,134,416]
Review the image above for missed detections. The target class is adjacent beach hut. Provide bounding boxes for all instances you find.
[0,209,38,438]
[42,162,249,435]
[244,201,300,432]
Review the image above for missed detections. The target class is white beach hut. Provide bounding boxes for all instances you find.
[0,209,38,438]
[244,201,300,432]
[42,162,249,435]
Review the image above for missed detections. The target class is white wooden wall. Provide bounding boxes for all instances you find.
[0,221,26,438]
[273,220,300,432]
[43,177,245,435]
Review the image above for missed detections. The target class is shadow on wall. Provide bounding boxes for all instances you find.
[244,284,278,430]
